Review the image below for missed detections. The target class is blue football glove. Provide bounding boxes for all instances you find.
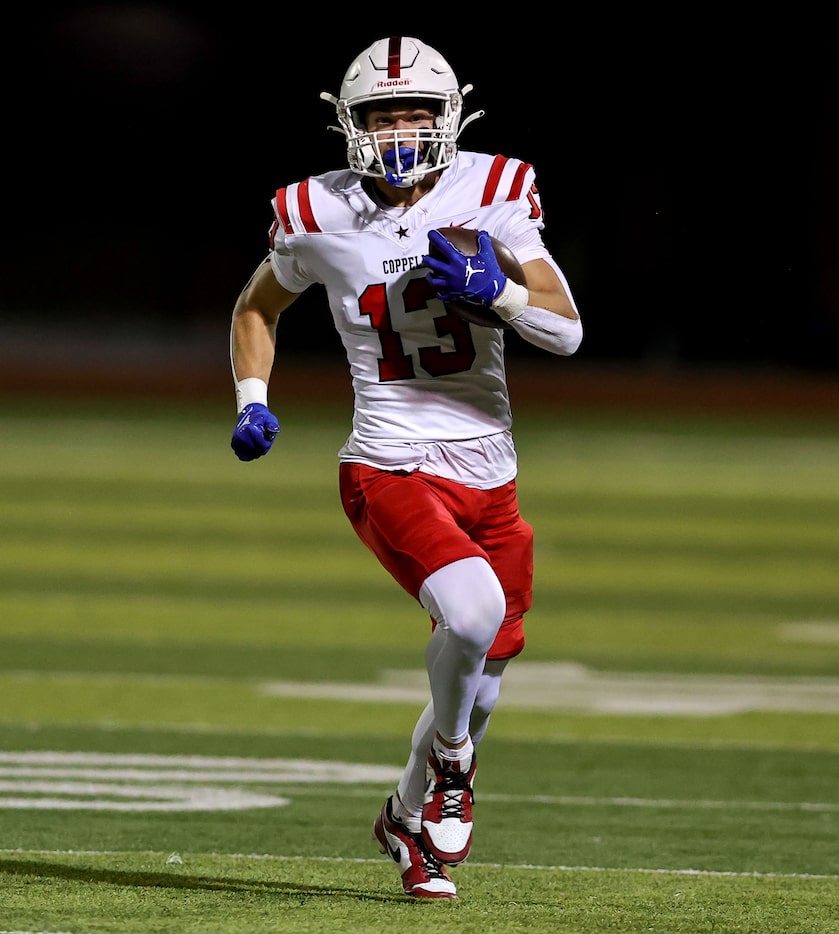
[422,229,508,306]
[231,403,280,462]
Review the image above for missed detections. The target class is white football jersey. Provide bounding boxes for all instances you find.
[268,151,555,483]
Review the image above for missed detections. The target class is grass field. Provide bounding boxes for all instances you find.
[1,389,838,933]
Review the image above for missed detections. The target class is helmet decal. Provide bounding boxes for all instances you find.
[387,36,402,78]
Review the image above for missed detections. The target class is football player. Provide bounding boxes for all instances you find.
[229,35,583,899]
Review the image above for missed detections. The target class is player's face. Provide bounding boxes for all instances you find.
[364,101,437,159]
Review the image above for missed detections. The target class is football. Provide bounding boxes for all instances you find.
[430,227,526,329]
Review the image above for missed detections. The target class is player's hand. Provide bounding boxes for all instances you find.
[231,403,280,461]
[422,229,508,306]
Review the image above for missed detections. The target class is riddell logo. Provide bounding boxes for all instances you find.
[376,79,413,88]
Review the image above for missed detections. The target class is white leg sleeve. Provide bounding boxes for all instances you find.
[470,657,509,745]
[395,700,436,821]
[418,556,506,747]
[395,656,511,819]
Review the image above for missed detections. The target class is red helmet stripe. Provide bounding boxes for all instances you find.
[387,36,402,78]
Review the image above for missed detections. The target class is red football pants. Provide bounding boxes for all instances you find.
[339,463,533,659]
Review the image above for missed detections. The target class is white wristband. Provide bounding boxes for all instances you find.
[235,377,268,412]
[491,280,529,322]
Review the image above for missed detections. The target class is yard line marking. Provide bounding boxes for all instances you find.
[37,719,834,753]
[8,663,839,715]
[0,781,286,811]
[0,751,402,783]
[261,662,839,715]
[779,621,839,644]
[2,848,838,882]
[277,785,839,813]
[1,752,834,815]
[0,752,401,812]
[479,792,839,812]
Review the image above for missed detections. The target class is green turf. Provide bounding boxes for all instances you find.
[0,396,838,932]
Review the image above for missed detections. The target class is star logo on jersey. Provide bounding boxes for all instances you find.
[397,226,409,239]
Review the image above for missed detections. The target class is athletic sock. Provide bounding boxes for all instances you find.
[391,792,421,833]
[432,736,474,765]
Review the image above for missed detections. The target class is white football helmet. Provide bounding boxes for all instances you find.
[320,36,484,188]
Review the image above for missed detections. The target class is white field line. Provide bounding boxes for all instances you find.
[277,785,839,813]
[260,661,839,715]
[7,660,839,715]
[0,753,836,815]
[1,848,837,882]
[0,750,403,782]
[0,752,400,811]
[5,719,829,754]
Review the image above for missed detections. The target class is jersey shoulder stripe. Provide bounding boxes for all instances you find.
[480,154,534,206]
[272,188,292,235]
[271,178,323,239]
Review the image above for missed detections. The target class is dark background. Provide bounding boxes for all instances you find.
[3,6,838,391]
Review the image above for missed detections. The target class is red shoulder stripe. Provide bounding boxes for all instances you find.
[274,188,293,234]
[273,180,322,235]
[508,162,533,201]
[481,155,533,205]
[481,155,508,205]
[297,178,321,233]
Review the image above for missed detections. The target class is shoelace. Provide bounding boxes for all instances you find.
[433,765,473,818]
[393,820,450,882]
[388,806,450,881]
[410,837,450,882]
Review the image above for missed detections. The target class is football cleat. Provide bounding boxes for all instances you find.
[373,796,458,898]
[422,746,476,865]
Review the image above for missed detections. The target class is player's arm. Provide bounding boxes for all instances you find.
[505,256,582,356]
[229,258,301,461]
[424,229,583,356]
[521,258,578,321]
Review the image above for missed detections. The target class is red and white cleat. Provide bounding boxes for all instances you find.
[373,796,458,898]
[421,746,476,865]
